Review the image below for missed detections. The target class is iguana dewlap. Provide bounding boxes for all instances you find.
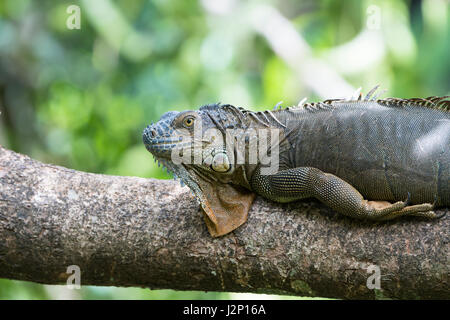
[143,87,449,237]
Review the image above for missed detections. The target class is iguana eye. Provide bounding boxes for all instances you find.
[183,116,195,127]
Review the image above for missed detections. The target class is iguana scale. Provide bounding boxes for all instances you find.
[143,87,450,237]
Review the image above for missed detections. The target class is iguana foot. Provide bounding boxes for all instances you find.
[362,199,407,216]
[376,194,445,220]
[373,203,435,221]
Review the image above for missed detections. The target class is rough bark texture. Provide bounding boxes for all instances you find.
[0,146,448,299]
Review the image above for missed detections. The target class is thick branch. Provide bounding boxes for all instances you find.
[0,146,448,299]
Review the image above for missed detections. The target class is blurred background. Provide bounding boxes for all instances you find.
[0,0,448,299]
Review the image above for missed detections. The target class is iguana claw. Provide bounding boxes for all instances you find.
[404,192,411,206]
[435,209,447,219]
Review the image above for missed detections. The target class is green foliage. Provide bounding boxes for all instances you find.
[0,279,50,300]
[0,0,448,299]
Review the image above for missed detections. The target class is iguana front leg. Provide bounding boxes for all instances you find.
[250,167,437,220]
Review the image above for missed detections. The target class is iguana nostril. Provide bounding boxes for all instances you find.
[150,129,157,138]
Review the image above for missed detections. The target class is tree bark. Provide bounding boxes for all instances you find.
[0,146,448,299]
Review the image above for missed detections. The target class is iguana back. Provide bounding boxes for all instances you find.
[274,100,450,206]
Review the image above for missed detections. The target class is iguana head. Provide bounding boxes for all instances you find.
[143,103,258,237]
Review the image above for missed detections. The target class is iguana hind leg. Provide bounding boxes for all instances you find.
[251,167,436,220]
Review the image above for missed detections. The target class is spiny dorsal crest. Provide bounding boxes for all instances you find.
[285,85,450,113]
[199,86,449,131]
[377,96,450,111]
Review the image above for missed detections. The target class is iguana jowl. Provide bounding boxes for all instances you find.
[143,87,450,237]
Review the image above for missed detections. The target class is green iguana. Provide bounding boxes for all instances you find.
[143,87,449,237]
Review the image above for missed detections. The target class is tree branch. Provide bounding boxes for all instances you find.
[0,146,448,299]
